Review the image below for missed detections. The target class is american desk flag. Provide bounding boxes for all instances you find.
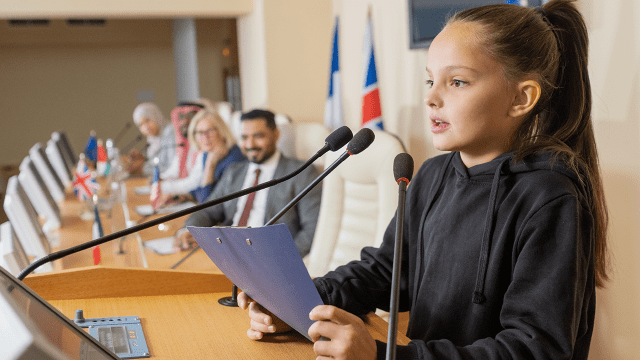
[361,12,384,130]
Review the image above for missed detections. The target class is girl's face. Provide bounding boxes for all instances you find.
[194,117,225,152]
[138,117,160,137]
[425,21,521,167]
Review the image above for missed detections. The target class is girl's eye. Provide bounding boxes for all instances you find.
[425,80,434,88]
[452,79,467,87]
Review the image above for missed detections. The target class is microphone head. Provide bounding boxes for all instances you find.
[346,128,375,155]
[325,126,353,151]
[393,153,414,184]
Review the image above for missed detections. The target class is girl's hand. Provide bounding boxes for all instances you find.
[308,305,377,360]
[238,291,293,340]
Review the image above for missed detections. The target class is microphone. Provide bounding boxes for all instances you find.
[267,128,375,225]
[217,127,375,307]
[146,142,185,163]
[122,134,144,153]
[17,126,354,280]
[386,153,414,360]
[112,123,133,146]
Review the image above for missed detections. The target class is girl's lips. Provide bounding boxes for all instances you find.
[430,118,450,134]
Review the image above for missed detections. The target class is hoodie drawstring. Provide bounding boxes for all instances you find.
[472,157,510,304]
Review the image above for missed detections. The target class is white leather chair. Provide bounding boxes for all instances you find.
[286,122,330,170]
[305,130,406,278]
[213,101,234,124]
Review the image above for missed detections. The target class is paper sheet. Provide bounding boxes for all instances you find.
[134,202,196,216]
[142,237,178,255]
[134,186,151,195]
[187,224,323,340]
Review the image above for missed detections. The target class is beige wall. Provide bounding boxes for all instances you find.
[580,0,640,358]
[263,0,332,122]
[0,18,238,164]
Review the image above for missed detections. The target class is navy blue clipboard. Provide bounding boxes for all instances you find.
[187,224,323,341]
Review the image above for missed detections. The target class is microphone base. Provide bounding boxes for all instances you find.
[218,296,238,307]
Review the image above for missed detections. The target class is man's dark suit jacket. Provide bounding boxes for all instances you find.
[184,155,321,257]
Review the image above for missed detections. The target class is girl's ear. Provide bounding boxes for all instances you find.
[509,79,541,118]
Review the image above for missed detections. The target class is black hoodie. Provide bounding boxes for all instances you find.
[314,151,595,359]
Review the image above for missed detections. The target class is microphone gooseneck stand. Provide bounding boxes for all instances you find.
[121,134,145,153]
[218,128,376,307]
[17,126,354,282]
[171,126,356,272]
[386,153,414,360]
[112,122,132,146]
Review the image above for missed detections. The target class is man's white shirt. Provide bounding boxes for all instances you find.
[232,151,281,227]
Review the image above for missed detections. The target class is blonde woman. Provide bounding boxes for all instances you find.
[154,110,244,207]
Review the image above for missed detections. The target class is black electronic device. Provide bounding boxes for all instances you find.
[0,265,121,359]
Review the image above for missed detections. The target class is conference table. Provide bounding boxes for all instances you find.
[23,176,410,358]
[49,176,218,272]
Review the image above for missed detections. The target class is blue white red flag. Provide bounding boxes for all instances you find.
[361,13,384,130]
[73,156,100,201]
[92,199,103,265]
[150,162,161,209]
[324,17,343,131]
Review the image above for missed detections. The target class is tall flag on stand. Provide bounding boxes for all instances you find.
[96,139,110,176]
[324,16,343,131]
[73,154,100,201]
[91,195,103,265]
[361,11,384,130]
[84,130,98,163]
[150,159,162,210]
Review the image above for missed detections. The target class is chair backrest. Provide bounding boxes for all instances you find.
[305,130,405,277]
[288,122,330,170]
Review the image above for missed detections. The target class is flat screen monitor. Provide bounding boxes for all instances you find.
[407,0,543,49]
[19,156,62,231]
[46,139,73,188]
[0,265,119,360]
[0,222,30,277]
[3,176,53,273]
[29,143,65,202]
[52,131,77,173]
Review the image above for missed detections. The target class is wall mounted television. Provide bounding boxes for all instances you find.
[408,0,544,49]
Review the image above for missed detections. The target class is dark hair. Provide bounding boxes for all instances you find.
[240,109,277,130]
[449,0,609,287]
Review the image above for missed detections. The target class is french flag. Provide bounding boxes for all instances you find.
[325,17,343,131]
[361,13,384,130]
